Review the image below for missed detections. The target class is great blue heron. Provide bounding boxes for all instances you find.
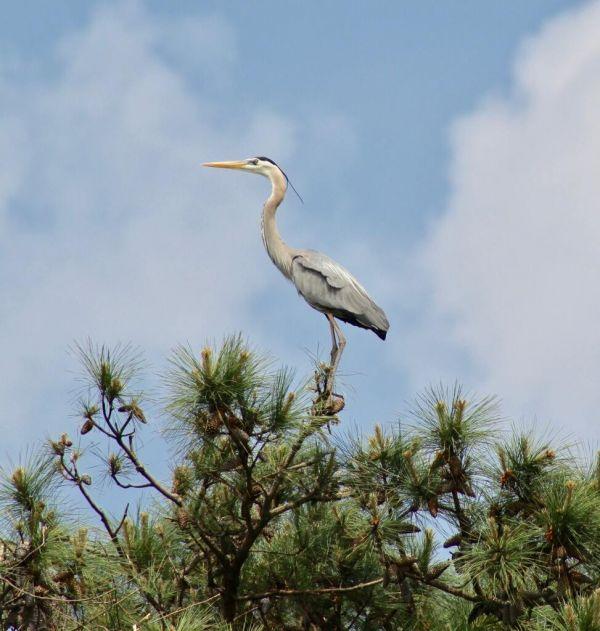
[203,156,389,396]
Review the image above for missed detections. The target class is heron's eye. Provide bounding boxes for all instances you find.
[251,159,259,165]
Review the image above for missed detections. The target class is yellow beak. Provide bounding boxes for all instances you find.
[202,160,247,170]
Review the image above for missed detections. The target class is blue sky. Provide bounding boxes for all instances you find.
[1,0,599,492]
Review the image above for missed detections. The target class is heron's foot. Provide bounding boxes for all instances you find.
[326,393,345,416]
[313,390,345,417]
[312,362,344,420]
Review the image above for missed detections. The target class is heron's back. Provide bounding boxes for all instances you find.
[290,250,389,339]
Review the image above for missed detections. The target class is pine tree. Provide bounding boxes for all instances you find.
[1,337,600,630]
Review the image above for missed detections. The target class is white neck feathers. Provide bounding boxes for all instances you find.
[260,167,294,279]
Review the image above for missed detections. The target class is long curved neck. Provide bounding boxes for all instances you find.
[261,167,294,279]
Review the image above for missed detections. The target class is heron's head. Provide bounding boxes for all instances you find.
[203,156,282,179]
[203,156,303,202]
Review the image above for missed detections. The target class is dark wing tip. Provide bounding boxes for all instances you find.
[374,328,387,340]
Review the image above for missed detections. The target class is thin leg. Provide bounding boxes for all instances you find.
[326,313,338,365]
[325,313,346,395]
[330,318,346,381]
[318,314,346,416]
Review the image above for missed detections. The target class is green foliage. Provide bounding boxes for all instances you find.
[459,518,544,594]
[539,473,600,564]
[2,337,600,630]
[410,383,499,456]
[542,589,600,630]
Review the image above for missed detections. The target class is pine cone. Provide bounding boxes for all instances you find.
[427,496,439,518]
[208,412,225,435]
[80,419,94,435]
[444,533,461,548]
[427,561,451,580]
[500,469,516,487]
[53,570,74,584]
[176,508,190,529]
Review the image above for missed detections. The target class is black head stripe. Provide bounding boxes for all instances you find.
[255,157,303,204]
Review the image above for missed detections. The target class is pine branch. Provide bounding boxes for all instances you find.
[239,577,384,600]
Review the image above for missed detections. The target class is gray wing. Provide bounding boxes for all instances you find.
[290,249,389,338]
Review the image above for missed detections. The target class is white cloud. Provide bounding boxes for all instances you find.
[0,0,297,441]
[421,1,600,434]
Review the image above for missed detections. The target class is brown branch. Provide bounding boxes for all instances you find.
[451,487,484,598]
[101,398,183,506]
[265,427,312,505]
[112,432,182,506]
[256,455,334,483]
[114,503,130,536]
[407,571,498,605]
[239,577,384,601]
[269,492,337,518]
[112,476,153,490]
[59,457,166,617]
[188,523,230,568]
[60,456,118,542]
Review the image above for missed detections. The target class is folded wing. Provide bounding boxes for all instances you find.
[291,250,389,339]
